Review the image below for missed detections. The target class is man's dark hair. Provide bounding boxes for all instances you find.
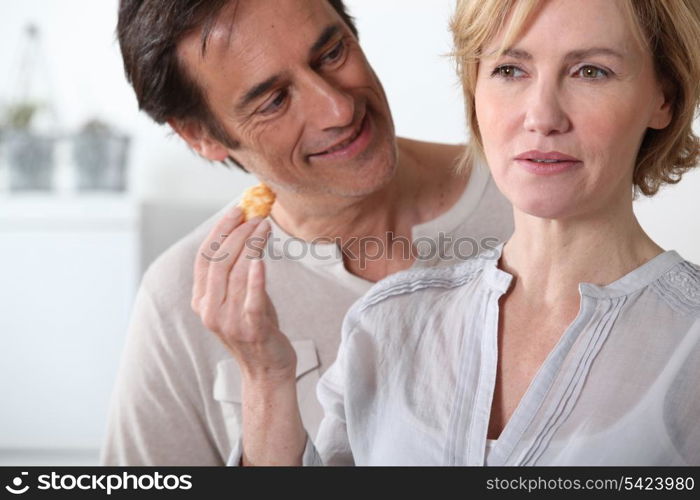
[117,0,358,169]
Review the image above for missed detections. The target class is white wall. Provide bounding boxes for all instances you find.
[347,0,466,143]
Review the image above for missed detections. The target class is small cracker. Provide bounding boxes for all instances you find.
[239,183,276,221]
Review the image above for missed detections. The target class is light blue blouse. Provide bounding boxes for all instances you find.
[298,244,700,465]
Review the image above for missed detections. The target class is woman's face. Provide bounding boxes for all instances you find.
[474,0,672,220]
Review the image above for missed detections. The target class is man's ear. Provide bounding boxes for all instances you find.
[168,118,230,161]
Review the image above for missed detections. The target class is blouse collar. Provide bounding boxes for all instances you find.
[579,250,684,299]
[482,241,685,299]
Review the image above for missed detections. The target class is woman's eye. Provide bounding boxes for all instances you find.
[575,65,609,79]
[259,90,288,115]
[491,65,525,79]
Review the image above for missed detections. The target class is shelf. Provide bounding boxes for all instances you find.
[0,194,139,231]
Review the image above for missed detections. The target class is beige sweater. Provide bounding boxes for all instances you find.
[100,162,513,465]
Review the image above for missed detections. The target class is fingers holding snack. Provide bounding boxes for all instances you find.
[192,182,275,312]
[192,182,294,382]
[192,205,244,313]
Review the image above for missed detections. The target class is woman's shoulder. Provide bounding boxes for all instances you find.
[349,253,495,318]
[336,255,495,359]
[653,258,700,318]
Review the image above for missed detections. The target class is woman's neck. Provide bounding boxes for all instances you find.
[501,198,664,308]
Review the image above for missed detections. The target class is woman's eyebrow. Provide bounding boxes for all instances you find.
[496,47,625,61]
[563,47,626,61]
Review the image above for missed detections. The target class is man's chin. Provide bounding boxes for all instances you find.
[324,157,398,198]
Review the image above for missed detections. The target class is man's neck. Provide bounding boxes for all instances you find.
[268,138,469,281]
[270,160,411,244]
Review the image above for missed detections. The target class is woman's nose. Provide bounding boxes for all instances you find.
[522,83,571,136]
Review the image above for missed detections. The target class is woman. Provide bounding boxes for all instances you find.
[224,0,700,465]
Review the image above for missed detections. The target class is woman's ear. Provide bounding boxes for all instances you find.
[648,79,674,130]
[168,118,230,161]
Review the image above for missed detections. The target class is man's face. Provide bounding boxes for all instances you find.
[178,0,398,199]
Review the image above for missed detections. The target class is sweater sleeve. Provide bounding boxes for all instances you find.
[100,279,223,465]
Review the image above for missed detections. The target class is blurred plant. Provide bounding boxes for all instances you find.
[79,119,111,135]
[74,118,130,191]
[2,23,48,132]
[1,23,58,192]
[4,102,42,129]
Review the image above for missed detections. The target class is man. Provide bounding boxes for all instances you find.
[101,0,513,465]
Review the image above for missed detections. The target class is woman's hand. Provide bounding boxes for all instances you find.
[192,206,296,384]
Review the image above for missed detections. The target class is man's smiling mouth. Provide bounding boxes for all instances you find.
[319,124,364,155]
[308,112,369,159]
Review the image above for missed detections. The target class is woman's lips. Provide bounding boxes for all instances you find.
[515,158,583,175]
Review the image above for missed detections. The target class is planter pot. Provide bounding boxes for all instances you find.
[73,132,129,191]
[5,131,55,191]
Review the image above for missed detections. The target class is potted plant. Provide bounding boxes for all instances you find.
[2,101,55,191]
[72,119,130,191]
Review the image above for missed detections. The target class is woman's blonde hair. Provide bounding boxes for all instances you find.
[451,0,700,196]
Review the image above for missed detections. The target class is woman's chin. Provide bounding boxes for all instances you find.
[492,170,590,221]
[510,195,581,221]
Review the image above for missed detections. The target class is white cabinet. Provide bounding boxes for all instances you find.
[0,195,139,459]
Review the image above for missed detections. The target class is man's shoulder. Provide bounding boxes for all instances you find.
[141,200,237,306]
[397,137,465,170]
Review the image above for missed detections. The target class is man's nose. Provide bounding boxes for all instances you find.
[523,82,571,136]
[302,72,355,131]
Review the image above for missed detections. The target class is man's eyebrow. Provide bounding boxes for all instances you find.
[235,25,345,112]
[309,24,342,57]
[497,47,625,61]
[237,74,283,111]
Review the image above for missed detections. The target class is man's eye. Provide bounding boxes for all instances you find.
[574,65,609,79]
[259,89,288,115]
[322,40,345,64]
[491,65,526,79]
